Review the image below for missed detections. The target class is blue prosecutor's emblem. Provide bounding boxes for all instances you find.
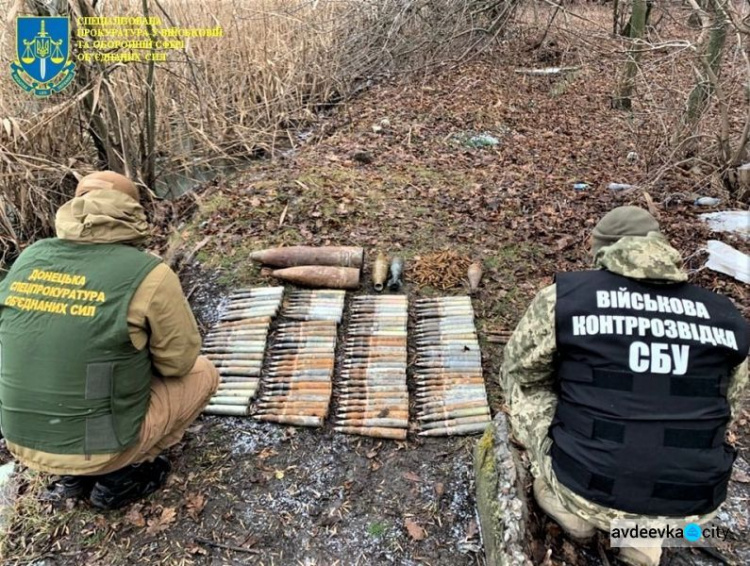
[11,17,75,97]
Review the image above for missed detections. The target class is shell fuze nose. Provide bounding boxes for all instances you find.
[75,171,140,202]
[592,206,660,255]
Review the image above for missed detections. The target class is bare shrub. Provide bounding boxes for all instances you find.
[0,0,522,266]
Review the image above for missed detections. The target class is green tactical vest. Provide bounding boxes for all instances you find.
[0,238,161,454]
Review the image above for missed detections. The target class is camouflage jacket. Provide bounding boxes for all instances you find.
[500,233,748,528]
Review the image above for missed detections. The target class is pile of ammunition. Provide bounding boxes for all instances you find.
[202,287,284,416]
[414,296,491,436]
[335,295,409,440]
[255,290,346,427]
[250,246,363,290]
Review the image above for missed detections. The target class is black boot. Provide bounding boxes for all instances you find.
[89,455,171,510]
[42,475,97,502]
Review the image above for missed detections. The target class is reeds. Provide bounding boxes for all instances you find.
[202,286,283,416]
[255,290,346,426]
[0,0,521,267]
[335,295,409,440]
[413,296,491,436]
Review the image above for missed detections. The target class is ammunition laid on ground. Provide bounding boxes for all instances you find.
[335,295,408,440]
[467,262,483,292]
[414,295,491,436]
[387,256,404,291]
[255,291,345,427]
[372,252,389,292]
[249,246,364,268]
[270,266,361,290]
[202,287,284,416]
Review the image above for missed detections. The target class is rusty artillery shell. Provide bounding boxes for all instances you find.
[205,356,264,364]
[255,414,324,427]
[250,246,364,268]
[334,426,407,440]
[418,422,490,436]
[257,407,326,418]
[418,407,490,421]
[467,262,483,292]
[337,408,409,418]
[265,382,332,390]
[336,418,407,428]
[204,405,251,416]
[259,393,331,403]
[257,400,329,408]
[214,317,272,328]
[271,266,360,290]
[372,252,389,292]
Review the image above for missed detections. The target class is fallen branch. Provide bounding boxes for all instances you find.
[194,537,261,555]
[514,66,580,75]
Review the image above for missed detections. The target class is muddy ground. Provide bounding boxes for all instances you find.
[2,5,749,565]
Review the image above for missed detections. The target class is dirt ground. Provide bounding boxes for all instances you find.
[1,5,749,565]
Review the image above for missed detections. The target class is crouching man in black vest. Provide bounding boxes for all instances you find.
[500,206,749,566]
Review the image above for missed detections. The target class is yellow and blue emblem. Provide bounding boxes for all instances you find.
[11,17,75,97]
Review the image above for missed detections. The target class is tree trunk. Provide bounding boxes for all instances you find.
[671,0,728,151]
[142,0,157,189]
[612,0,647,110]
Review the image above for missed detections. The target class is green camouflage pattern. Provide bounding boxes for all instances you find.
[594,232,687,282]
[499,234,748,532]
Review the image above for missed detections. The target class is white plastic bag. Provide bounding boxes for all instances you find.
[699,211,750,240]
[704,240,750,284]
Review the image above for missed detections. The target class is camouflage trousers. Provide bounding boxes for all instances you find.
[527,430,719,532]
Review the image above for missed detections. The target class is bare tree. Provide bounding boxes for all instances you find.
[612,0,647,110]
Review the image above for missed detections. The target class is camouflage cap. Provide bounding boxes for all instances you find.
[592,206,659,256]
[75,171,139,202]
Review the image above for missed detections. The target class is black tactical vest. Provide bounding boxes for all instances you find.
[551,270,749,516]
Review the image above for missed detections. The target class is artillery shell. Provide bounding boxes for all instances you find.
[208,396,252,406]
[250,246,364,268]
[271,266,360,290]
[257,407,327,417]
[259,393,331,402]
[334,426,407,440]
[336,418,407,428]
[218,384,259,391]
[418,422,490,436]
[254,414,324,427]
[203,405,251,416]
[418,407,489,421]
[337,409,408,418]
[265,382,332,390]
[212,389,258,397]
[387,257,404,290]
[373,252,389,293]
[467,262,483,292]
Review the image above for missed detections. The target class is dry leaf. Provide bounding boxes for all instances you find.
[146,506,177,535]
[186,493,207,520]
[403,471,421,482]
[465,520,478,539]
[404,518,427,541]
[731,468,750,483]
[278,203,289,227]
[435,482,445,498]
[188,543,208,555]
[124,504,146,528]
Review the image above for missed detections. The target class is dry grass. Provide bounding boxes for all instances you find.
[0,0,521,268]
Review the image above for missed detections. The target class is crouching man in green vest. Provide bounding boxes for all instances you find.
[0,171,219,510]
